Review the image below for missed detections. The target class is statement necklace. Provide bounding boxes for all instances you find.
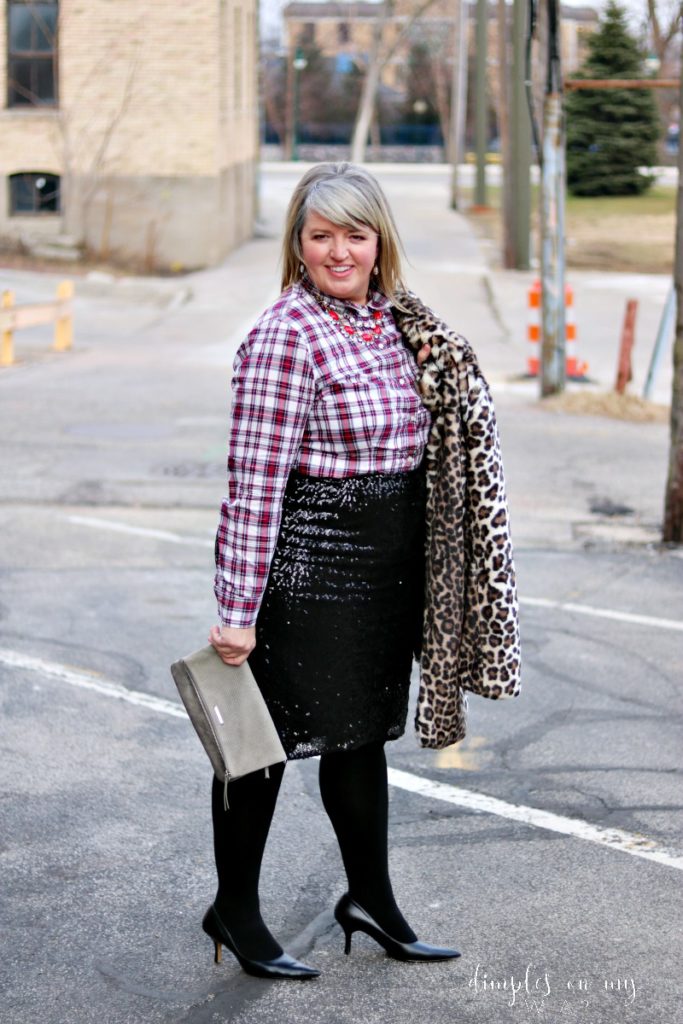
[317,295,384,343]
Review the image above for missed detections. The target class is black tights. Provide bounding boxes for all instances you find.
[210,741,416,960]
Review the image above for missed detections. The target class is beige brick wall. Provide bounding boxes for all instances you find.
[0,0,259,269]
[61,0,219,177]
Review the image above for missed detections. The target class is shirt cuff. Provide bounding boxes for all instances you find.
[215,598,260,630]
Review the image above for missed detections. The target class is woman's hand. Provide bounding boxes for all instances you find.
[208,624,256,666]
[417,343,431,366]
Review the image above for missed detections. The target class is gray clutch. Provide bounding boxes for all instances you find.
[170,644,286,806]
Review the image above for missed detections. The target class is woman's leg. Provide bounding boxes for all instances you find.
[318,741,417,943]
[210,762,286,960]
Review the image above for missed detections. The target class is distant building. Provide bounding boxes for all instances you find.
[0,0,259,271]
[283,1,599,94]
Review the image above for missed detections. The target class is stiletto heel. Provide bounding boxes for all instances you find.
[334,894,460,963]
[202,905,320,980]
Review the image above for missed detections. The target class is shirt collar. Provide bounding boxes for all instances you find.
[298,271,392,316]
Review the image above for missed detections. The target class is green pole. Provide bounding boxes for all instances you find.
[510,0,531,267]
[475,0,487,206]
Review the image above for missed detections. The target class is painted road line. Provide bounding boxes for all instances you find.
[0,648,186,719]
[2,647,681,873]
[387,768,683,872]
[62,517,683,634]
[66,515,214,548]
[520,596,683,633]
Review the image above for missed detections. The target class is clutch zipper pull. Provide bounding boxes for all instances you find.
[223,769,231,811]
[264,765,270,779]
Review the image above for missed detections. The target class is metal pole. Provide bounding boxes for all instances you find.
[474,0,487,206]
[539,0,565,396]
[644,285,675,400]
[284,46,295,160]
[292,50,302,162]
[510,0,530,268]
[449,0,469,209]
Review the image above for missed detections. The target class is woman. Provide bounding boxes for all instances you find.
[206,162,461,980]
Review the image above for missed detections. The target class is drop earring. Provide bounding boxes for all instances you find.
[373,265,379,275]
[299,262,305,274]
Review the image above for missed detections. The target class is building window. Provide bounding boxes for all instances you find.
[338,22,350,44]
[9,172,60,214]
[300,22,315,44]
[7,1,58,107]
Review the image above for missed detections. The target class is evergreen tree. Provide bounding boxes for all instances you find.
[565,1,660,196]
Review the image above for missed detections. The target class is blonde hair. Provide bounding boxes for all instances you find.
[280,162,406,303]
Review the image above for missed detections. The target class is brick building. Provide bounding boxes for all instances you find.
[283,1,598,92]
[0,0,259,271]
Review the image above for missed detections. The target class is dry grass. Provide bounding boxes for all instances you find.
[540,390,669,422]
[467,185,676,275]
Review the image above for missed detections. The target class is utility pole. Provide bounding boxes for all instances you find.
[539,0,565,396]
[284,44,294,160]
[449,0,469,209]
[509,0,531,268]
[497,0,513,265]
[662,68,683,542]
[474,0,487,206]
[291,47,308,162]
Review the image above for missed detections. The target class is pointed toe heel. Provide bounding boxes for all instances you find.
[334,894,460,963]
[202,905,320,980]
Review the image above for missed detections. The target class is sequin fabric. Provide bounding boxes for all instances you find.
[247,466,426,759]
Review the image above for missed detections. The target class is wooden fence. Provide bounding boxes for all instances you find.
[1,280,74,367]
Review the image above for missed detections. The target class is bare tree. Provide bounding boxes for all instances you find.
[350,0,394,162]
[645,0,682,155]
[646,0,682,67]
[350,0,440,162]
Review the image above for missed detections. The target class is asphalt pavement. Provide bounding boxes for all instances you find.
[1,164,681,1024]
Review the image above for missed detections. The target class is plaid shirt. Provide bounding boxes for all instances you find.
[214,277,432,628]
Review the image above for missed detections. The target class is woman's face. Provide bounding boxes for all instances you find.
[300,211,379,305]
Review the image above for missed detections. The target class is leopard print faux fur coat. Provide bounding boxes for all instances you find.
[393,291,522,749]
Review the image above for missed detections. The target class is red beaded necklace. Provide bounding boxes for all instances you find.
[319,300,384,343]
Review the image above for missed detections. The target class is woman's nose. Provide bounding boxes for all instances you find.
[330,237,348,260]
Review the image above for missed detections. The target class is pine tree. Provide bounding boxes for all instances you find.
[565,1,660,196]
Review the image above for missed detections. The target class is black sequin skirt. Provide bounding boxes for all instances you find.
[248,465,427,759]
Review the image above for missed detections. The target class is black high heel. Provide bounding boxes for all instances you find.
[202,905,320,980]
[334,894,461,962]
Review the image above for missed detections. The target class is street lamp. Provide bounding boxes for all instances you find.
[644,53,661,76]
[292,46,308,162]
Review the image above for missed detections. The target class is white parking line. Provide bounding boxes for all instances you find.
[520,596,683,633]
[66,516,683,633]
[2,646,681,872]
[66,515,214,548]
[0,647,187,717]
[387,769,683,871]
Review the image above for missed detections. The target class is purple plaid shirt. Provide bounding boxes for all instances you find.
[214,277,432,627]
